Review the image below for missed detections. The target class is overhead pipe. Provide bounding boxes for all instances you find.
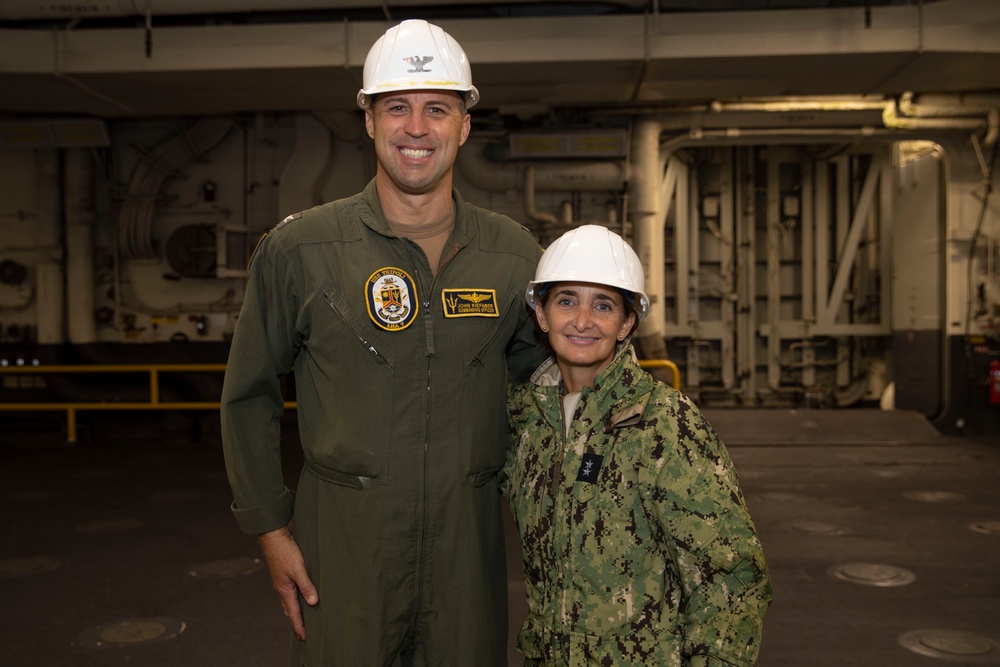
[883,93,998,144]
[456,142,625,194]
[708,98,889,113]
[897,92,1000,117]
[895,92,1000,145]
[456,141,626,240]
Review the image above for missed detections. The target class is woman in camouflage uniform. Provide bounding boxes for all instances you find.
[502,225,772,667]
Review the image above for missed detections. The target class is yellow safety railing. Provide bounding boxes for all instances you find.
[639,359,682,390]
[0,363,294,443]
[0,359,679,444]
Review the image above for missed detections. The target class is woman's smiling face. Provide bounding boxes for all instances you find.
[536,281,636,392]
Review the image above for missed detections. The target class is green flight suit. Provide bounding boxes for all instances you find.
[503,347,772,666]
[222,179,544,666]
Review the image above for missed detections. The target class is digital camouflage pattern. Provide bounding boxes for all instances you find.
[502,347,772,667]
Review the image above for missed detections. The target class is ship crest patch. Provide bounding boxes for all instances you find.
[366,267,418,331]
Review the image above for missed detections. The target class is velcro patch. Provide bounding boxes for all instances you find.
[366,267,418,331]
[576,454,604,483]
[441,289,499,318]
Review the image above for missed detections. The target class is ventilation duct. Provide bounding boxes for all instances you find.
[118,117,235,259]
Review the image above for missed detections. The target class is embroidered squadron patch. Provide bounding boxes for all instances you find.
[441,289,499,318]
[366,267,418,331]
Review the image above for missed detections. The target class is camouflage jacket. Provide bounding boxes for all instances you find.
[502,347,772,666]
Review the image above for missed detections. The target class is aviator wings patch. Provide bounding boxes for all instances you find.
[441,289,499,318]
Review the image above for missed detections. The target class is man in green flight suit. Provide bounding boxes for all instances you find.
[221,19,544,666]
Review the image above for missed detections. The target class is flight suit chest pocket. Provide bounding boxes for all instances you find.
[304,279,394,479]
[318,279,392,369]
[461,285,519,369]
[457,285,520,476]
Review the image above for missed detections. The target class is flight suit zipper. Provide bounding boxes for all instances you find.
[408,236,464,640]
[321,286,390,367]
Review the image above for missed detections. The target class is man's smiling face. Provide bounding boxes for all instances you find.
[366,90,470,198]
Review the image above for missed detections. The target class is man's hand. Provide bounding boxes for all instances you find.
[258,526,319,640]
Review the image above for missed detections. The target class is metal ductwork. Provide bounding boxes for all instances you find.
[118,117,235,260]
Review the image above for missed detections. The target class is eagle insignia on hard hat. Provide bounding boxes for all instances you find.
[403,56,433,73]
[357,20,479,109]
[366,267,419,331]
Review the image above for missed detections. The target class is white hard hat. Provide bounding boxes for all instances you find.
[526,225,650,320]
[357,19,480,110]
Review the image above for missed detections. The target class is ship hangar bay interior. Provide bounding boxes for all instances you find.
[1,1,999,665]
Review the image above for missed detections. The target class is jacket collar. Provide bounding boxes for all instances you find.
[530,343,655,430]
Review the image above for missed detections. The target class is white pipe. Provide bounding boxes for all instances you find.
[630,117,665,340]
[898,93,1000,146]
[883,96,992,139]
[456,144,521,192]
[560,201,574,225]
[898,92,1000,117]
[709,98,889,113]
[523,165,557,233]
[532,162,626,191]
[65,148,97,344]
[34,150,65,345]
[834,370,870,406]
[766,157,781,390]
[987,109,999,147]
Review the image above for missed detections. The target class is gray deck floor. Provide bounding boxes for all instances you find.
[1,409,998,666]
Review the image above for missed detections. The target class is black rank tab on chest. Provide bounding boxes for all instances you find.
[575,453,604,483]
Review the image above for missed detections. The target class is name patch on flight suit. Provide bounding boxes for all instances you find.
[366,267,418,331]
[441,289,499,318]
[576,454,604,483]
